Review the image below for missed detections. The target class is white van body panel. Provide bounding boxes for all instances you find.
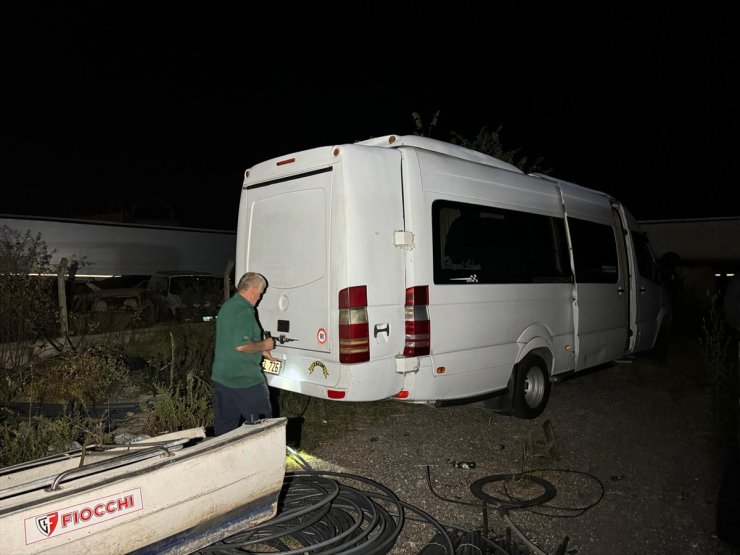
[623,208,665,352]
[236,134,670,408]
[554,179,630,370]
[238,144,408,400]
[401,148,575,401]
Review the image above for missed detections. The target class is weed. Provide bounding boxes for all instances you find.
[0,411,110,467]
[132,326,216,434]
[699,291,736,445]
[126,324,215,394]
[32,342,131,411]
[139,373,213,434]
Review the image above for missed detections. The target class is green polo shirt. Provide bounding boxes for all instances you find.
[211,293,265,388]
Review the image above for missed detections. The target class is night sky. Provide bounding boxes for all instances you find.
[3,3,739,230]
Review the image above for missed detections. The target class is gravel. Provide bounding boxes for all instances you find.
[287,340,737,554]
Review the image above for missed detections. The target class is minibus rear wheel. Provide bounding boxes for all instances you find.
[512,355,551,419]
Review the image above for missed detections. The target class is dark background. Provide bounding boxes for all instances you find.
[3,3,739,230]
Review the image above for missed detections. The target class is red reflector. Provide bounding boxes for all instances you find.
[276,157,295,166]
[339,286,367,309]
[404,285,430,357]
[394,390,409,399]
[405,285,429,306]
[339,323,369,339]
[339,352,368,363]
[404,344,430,357]
[339,286,370,363]
[405,319,430,335]
[327,390,346,399]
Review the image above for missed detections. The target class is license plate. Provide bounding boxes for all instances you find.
[262,359,283,375]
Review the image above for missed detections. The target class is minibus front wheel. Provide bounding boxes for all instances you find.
[512,354,551,419]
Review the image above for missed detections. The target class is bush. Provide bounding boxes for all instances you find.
[0,411,111,467]
[32,343,131,410]
[700,291,737,446]
[128,325,216,434]
[126,324,215,393]
[0,225,85,405]
[139,373,213,434]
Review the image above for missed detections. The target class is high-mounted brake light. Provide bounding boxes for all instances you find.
[276,157,296,166]
[338,286,369,363]
[404,285,430,357]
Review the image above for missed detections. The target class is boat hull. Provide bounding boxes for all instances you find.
[0,418,287,554]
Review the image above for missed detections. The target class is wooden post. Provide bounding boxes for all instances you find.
[57,258,69,337]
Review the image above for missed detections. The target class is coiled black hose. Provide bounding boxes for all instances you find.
[195,450,601,555]
[195,470,455,555]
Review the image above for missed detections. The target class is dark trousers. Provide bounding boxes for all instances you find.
[213,381,273,436]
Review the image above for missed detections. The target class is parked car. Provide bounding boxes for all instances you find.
[67,278,101,297]
[71,287,157,333]
[147,271,226,322]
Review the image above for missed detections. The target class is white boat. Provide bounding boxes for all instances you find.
[0,418,287,554]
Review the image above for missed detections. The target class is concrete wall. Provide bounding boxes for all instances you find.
[639,217,740,267]
[639,217,739,300]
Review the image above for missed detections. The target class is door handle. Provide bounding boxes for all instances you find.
[374,323,390,338]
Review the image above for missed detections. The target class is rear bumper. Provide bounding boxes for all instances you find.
[264,353,405,401]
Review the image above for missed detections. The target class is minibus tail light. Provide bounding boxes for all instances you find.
[338,286,369,363]
[404,286,430,356]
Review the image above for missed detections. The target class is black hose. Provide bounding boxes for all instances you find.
[470,473,557,510]
[196,454,601,555]
[195,470,438,555]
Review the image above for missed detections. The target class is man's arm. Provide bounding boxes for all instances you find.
[235,337,276,354]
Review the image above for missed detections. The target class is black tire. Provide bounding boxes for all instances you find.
[512,355,551,419]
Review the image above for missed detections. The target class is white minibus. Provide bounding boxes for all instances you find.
[236,134,672,418]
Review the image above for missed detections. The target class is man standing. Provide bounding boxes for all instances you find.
[211,272,277,435]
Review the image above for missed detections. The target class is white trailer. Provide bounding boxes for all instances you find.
[0,215,236,278]
[236,134,672,418]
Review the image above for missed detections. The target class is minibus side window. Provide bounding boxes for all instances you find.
[530,216,572,283]
[432,200,572,284]
[631,231,660,282]
[567,218,619,283]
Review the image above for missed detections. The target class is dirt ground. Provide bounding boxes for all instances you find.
[288,339,739,554]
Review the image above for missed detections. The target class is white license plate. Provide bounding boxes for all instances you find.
[262,359,283,375]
